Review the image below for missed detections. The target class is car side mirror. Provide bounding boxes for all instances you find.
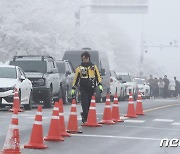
[20,76,25,82]
[101,69,105,76]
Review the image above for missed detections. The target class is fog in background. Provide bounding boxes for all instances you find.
[0,0,179,81]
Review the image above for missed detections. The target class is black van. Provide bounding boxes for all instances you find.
[62,48,110,102]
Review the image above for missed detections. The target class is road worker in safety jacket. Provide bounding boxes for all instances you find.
[71,51,103,123]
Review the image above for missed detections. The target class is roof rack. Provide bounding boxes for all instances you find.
[12,55,54,61]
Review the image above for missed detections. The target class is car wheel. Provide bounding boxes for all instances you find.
[44,88,53,108]
[24,91,33,110]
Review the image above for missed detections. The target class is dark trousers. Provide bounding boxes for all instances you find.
[80,89,94,121]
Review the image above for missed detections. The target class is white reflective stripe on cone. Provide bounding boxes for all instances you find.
[129,101,134,104]
[89,107,96,110]
[138,95,141,97]
[14,97,19,99]
[9,124,18,129]
[114,98,118,101]
[106,99,110,102]
[113,104,118,107]
[12,114,18,119]
[36,112,42,115]
[54,107,59,111]
[34,121,43,125]
[71,104,76,107]
[52,116,59,119]
[137,100,142,102]
[91,100,95,103]
[70,112,77,115]
[59,113,64,116]
[105,105,111,108]
[129,96,133,98]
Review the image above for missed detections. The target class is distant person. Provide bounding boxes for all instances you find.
[153,77,159,98]
[158,77,165,98]
[71,51,103,123]
[148,75,155,98]
[163,75,170,98]
[174,77,180,97]
[169,80,175,97]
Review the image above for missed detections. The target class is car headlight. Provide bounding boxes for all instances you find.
[37,79,45,86]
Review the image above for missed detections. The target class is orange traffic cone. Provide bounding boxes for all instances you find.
[67,99,82,133]
[10,88,23,112]
[24,105,47,149]
[1,110,21,154]
[59,99,71,137]
[99,94,115,125]
[125,93,138,118]
[82,95,102,127]
[44,102,64,141]
[136,92,145,115]
[112,93,124,122]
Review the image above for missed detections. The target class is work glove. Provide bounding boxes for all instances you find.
[71,87,76,97]
[98,83,103,93]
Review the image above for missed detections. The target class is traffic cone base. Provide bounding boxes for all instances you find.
[24,143,47,149]
[99,120,115,125]
[113,119,124,122]
[44,136,64,141]
[67,130,83,134]
[81,123,102,127]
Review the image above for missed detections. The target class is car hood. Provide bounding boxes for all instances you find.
[0,78,17,88]
[25,72,44,78]
[124,82,134,87]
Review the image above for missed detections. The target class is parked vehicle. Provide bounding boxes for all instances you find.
[0,65,33,110]
[110,70,125,101]
[116,72,138,100]
[56,60,76,104]
[133,77,150,99]
[62,48,110,102]
[9,55,60,108]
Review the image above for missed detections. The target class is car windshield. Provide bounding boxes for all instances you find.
[118,75,131,82]
[0,67,17,79]
[10,61,47,73]
[63,52,99,69]
[56,62,65,73]
[134,79,144,84]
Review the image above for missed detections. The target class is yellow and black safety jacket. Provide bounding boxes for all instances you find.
[72,62,102,90]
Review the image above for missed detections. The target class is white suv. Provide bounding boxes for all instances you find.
[0,65,33,110]
[117,72,138,100]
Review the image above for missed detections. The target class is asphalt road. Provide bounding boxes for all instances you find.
[0,98,180,154]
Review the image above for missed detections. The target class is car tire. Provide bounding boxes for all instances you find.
[24,91,33,110]
[44,89,53,108]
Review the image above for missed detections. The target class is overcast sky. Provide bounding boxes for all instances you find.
[108,0,180,80]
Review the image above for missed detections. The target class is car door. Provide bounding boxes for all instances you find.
[67,62,74,90]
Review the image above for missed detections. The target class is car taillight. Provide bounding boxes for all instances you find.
[110,78,113,82]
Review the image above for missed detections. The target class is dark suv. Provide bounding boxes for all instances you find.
[10,55,60,108]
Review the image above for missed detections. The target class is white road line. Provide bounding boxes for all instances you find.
[153,119,174,122]
[172,122,180,126]
[71,134,160,141]
[124,120,145,123]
